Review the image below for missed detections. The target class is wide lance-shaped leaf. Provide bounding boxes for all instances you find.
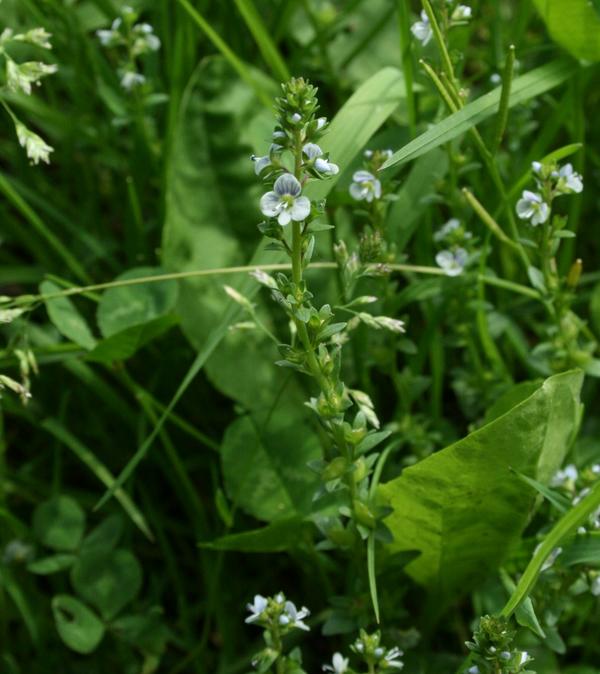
[381,59,576,170]
[96,266,178,338]
[378,370,583,607]
[221,414,321,522]
[40,280,96,350]
[201,517,314,552]
[533,0,600,62]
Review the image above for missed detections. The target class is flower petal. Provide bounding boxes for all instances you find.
[291,196,311,221]
[260,191,281,217]
[274,173,302,197]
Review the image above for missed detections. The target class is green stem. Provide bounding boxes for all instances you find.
[397,0,416,136]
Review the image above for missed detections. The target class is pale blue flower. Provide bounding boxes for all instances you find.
[436,248,468,276]
[551,463,578,487]
[245,594,268,624]
[260,174,311,226]
[303,143,339,175]
[516,190,549,226]
[411,10,432,45]
[349,170,381,202]
[291,112,302,123]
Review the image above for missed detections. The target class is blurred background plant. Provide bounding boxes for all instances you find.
[1,1,600,673]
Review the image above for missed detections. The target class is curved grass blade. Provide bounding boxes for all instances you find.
[381,59,576,170]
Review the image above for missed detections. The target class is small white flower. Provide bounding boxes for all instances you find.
[384,647,404,669]
[120,70,146,90]
[373,316,406,334]
[282,600,310,631]
[349,170,381,202]
[111,17,123,31]
[303,143,339,175]
[556,163,583,194]
[516,190,550,226]
[436,248,468,276]
[551,463,578,488]
[260,174,311,226]
[96,29,117,46]
[467,667,480,674]
[490,72,502,85]
[591,576,600,596]
[291,112,302,123]
[316,116,327,130]
[245,594,268,624]
[452,4,472,21]
[573,487,590,506]
[15,122,53,165]
[252,154,271,175]
[273,130,286,140]
[323,653,349,673]
[136,23,154,34]
[411,10,433,45]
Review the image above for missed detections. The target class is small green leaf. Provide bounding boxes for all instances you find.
[52,595,105,654]
[40,280,96,350]
[71,548,143,621]
[81,515,124,554]
[33,496,86,552]
[27,554,77,575]
[201,518,313,552]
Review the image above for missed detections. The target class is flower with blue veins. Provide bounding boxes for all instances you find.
[436,248,468,276]
[252,154,271,175]
[303,143,339,175]
[556,163,583,195]
[349,170,382,202]
[260,174,311,226]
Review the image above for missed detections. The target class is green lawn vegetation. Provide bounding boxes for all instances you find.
[1,1,600,673]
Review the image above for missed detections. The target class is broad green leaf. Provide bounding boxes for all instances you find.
[40,280,96,350]
[71,549,142,621]
[96,266,178,338]
[52,595,105,654]
[381,60,576,170]
[86,315,178,364]
[533,0,600,62]
[81,515,124,554]
[111,609,170,656]
[379,370,583,607]
[221,415,321,521]
[33,496,86,552]
[201,518,314,552]
[27,554,77,575]
[483,380,542,424]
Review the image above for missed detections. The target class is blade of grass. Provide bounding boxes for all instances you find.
[381,59,577,170]
[234,0,290,82]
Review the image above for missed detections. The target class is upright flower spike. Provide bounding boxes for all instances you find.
[260,174,311,226]
[411,10,433,45]
[516,190,550,226]
[349,170,382,202]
